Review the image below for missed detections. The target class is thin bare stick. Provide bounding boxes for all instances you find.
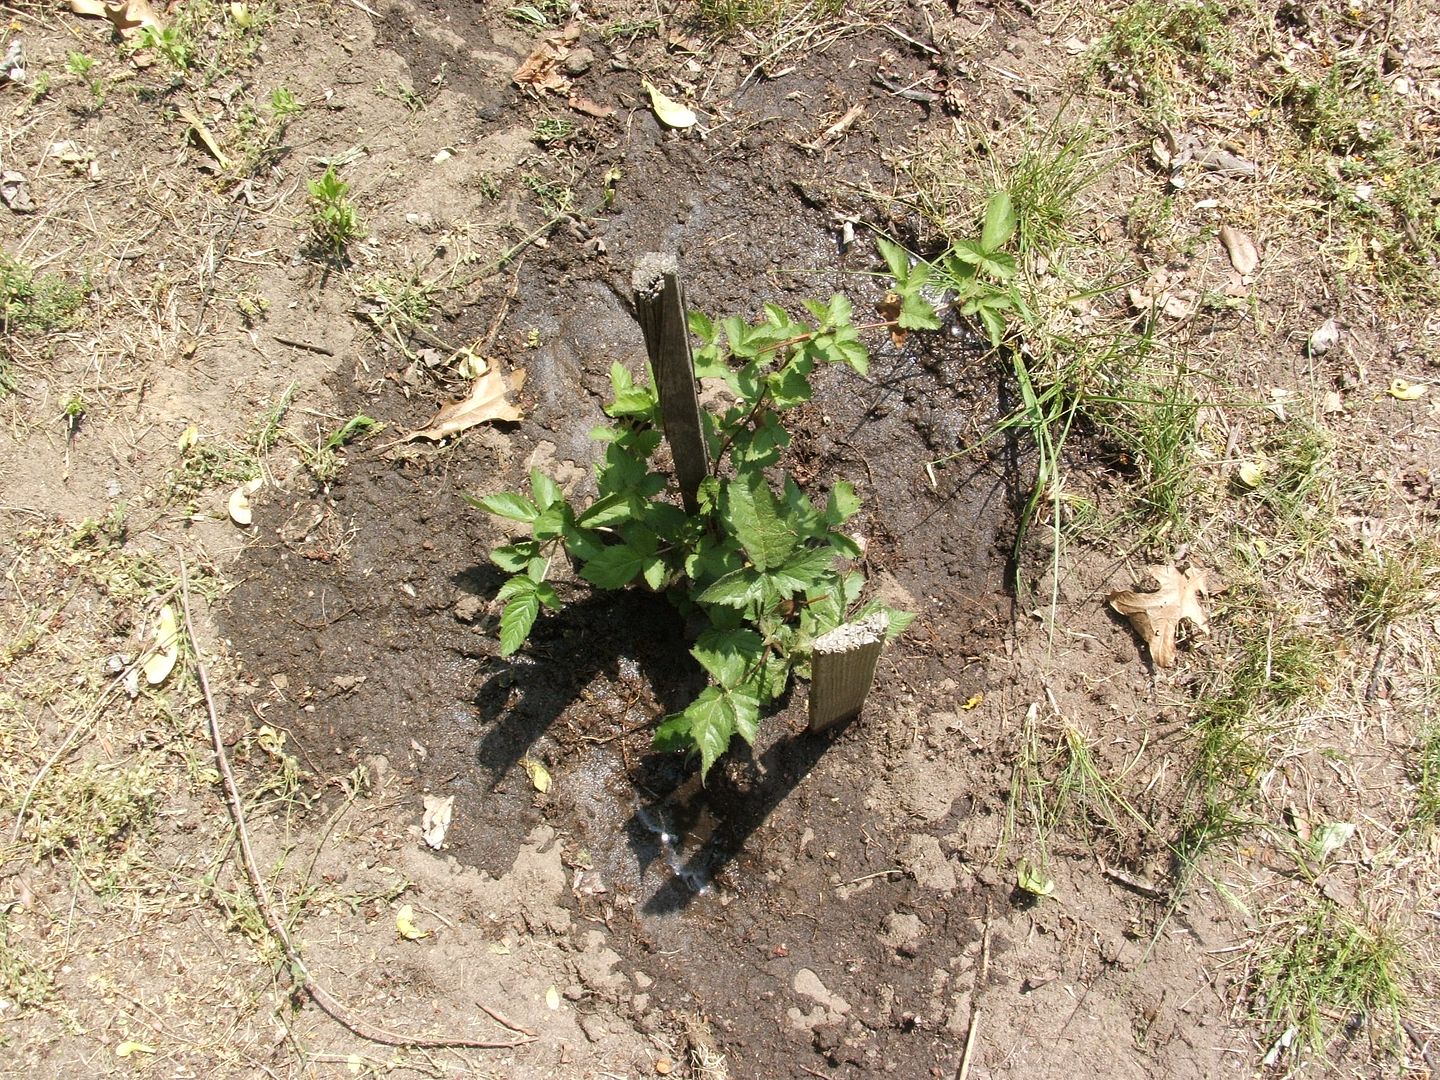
[955,914,991,1080]
[476,1001,537,1038]
[178,558,533,1052]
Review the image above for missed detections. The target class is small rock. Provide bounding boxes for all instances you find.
[1307,318,1339,357]
[563,47,595,76]
[577,1013,607,1042]
[454,592,484,622]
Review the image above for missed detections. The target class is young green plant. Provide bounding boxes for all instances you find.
[474,290,919,777]
[307,166,363,258]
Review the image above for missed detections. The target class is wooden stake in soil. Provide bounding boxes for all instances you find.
[631,253,709,512]
[808,612,889,733]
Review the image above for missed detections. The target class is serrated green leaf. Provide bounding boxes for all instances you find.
[534,582,562,610]
[899,292,942,331]
[497,575,537,603]
[490,542,537,572]
[653,711,695,752]
[477,491,539,523]
[532,503,565,541]
[876,236,912,285]
[576,492,629,528]
[562,520,605,562]
[688,309,717,344]
[529,469,561,510]
[725,472,798,570]
[606,387,658,418]
[500,586,540,656]
[857,601,915,640]
[825,480,861,524]
[827,331,869,375]
[978,306,1007,347]
[678,686,758,778]
[691,627,764,688]
[580,544,645,590]
[768,547,836,597]
[980,190,1017,253]
[693,343,735,384]
[781,476,825,537]
[641,555,668,591]
[766,362,813,408]
[697,567,766,607]
[722,315,757,358]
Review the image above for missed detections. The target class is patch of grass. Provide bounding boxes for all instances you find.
[533,116,577,145]
[246,383,296,455]
[1088,0,1237,112]
[1,255,87,335]
[0,916,53,1010]
[1172,603,1328,886]
[300,414,381,484]
[523,171,575,214]
[506,0,571,27]
[374,77,426,112]
[355,271,438,330]
[1235,418,1337,553]
[601,16,660,39]
[1002,704,1151,897]
[1274,59,1440,303]
[1251,897,1408,1056]
[21,761,160,866]
[1344,542,1438,639]
[904,115,1103,260]
[133,24,197,71]
[1411,723,1440,832]
[166,439,256,510]
[694,0,843,32]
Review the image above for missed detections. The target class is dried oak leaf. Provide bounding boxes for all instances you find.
[1108,565,1220,668]
[69,0,164,35]
[513,24,579,94]
[401,366,525,443]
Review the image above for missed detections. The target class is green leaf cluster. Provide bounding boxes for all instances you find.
[884,191,1028,348]
[475,280,913,778]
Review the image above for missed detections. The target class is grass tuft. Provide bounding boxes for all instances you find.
[1251,898,1408,1055]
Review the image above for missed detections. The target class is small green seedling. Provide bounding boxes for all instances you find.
[307,167,363,258]
[304,414,380,482]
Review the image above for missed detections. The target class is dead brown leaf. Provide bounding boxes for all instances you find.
[1219,224,1260,276]
[568,93,615,119]
[69,0,164,35]
[513,25,579,95]
[1108,565,1220,668]
[400,366,526,443]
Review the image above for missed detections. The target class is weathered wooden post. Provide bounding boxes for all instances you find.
[808,612,889,732]
[631,253,709,513]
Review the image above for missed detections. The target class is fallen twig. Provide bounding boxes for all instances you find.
[178,558,533,1052]
[1101,862,1169,902]
[1402,1018,1439,1080]
[955,913,991,1080]
[272,334,335,356]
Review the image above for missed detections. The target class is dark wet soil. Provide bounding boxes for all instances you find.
[224,7,1038,1075]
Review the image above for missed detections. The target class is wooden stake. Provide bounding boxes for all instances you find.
[808,612,889,732]
[632,253,709,512]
